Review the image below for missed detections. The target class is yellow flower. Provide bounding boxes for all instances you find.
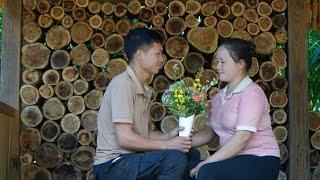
[193,83,197,89]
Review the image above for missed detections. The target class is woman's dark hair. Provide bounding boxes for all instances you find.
[124,28,163,61]
[220,38,256,70]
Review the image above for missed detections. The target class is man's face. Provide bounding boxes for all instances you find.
[139,43,164,74]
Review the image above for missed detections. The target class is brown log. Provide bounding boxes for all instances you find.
[216,4,231,19]
[164,59,185,80]
[70,44,91,66]
[271,0,287,13]
[68,96,85,115]
[231,2,245,17]
[258,16,272,32]
[91,33,105,49]
[50,0,61,6]
[101,19,116,35]
[106,58,128,79]
[114,2,127,17]
[81,110,98,131]
[94,72,109,91]
[60,67,78,83]
[133,21,148,29]
[247,23,260,36]
[199,69,218,86]
[169,1,185,17]
[38,13,53,28]
[204,16,217,27]
[231,30,252,41]
[79,63,98,81]
[148,102,166,122]
[21,43,50,69]
[185,15,199,28]
[46,26,71,50]
[101,2,114,15]
[75,0,88,7]
[233,17,247,30]
[40,120,61,142]
[259,61,278,82]
[154,2,167,15]
[274,28,288,44]
[42,69,60,85]
[50,6,65,21]
[187,27,218,53]
[313,166,320,179]
[71,146,95,171]
[153,75,170,93]
[139,7,154,22]
[23,0,37,10]
[77,129,92,146]
[116,18,132,36]
[208,87,219,100]
[310,111,320,132]
[255,79,271,95]
[92,131,97,147]
[161,115,178,134]
[73,79,89,95]
[272,108,287,125]
[248,57,259,77]
[194,115,207,133]
[246,0,259,8]
[201,1,217,16]
[206,133,220,151]
[196,145,210,160]
[21,105,43,127]
[62,0,75,12]
[184,52,205,74]
[257,2,272,16]
[20,152,33,166]
[165,36,189,58]
[310,149,320,168]
[152,27,167,43]
[89,14,102,29]
[91,48,109,67]
[57,133,77,152]
[279,142,288,164]
[21,164,39,180]
[253,32,276,54]
[53,162,83,179]
[42,97,65,120]
[34,168,52,180]
[70,21,93,44]
[84,90,103,110]
[186,0,201,15]
[23,9,36,23]
[217,20,234,38]
[55,81,74,100]
[20,128,41,151]
[269,90,288,108]
[22,21,42,43]
[88,1,101,14]
[61,113,81,134]
[72,7,86,21]
[243,9,259,23]
[37,0,51,14]
[311,130,320,150]
[22,69,42,85]
[20,84,39,105]
[272,14,287,28]
[105,34,124,54]
[271,76,288,91]
[153,14,164,27]
[273,125,287,143]
[128,0,141,15]
[39,84,54,99]
[50,50,70,69]
[86,169,93,180]
[145,0,156,8]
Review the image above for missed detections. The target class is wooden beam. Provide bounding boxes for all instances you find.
[288,0,310,179]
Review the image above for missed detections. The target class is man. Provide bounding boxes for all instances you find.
[93,28,195,180]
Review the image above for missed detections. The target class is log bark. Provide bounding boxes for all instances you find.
[61,113,81,134]
[184,52,204,74]
[204,16,217,27]
[67,95,85,115]
[46,25,71,50]
[38,13,53,28]
[168,1,185,17]
[79,63,98,81]
[75,0,88,8]
[70,43,91,66]
[50,50,70,69]
[279,142,288,164]
[23,0,37,10]
[310,149,320,168]
[106,58,128,79]
[248,57,259,77]
[22,21,42,43]
[185,15,199,28]
[145,0,156,8]
[133,22,148,29]
[21,105,43,127]
[55,81,74,100]
[201,1,217,16]
[139,7,154,22]
[164,59,185,80]
[257,1,272,16]
[311,130,320,150]
[269,90,288,108]
[258,16,272,32]
[73,79,89,95]
[259,61,278,82]
[114,2,127,17]
[165,17,187,36]
[34,168,52,180]
[89,14,102,29]
[194,115,207,133]
[86,169,93,180]
[20,152,33,166]
[253,32,276,54]
[231,2,245,17]
[22,69,42,85]
[71,146,95,171]
[278,170,287,180]
[313,165,320,179]
[42,97,65,120]
[274,28,288,44]
[37,0,51,14]
[153,14,164,27]
[94,72,109,91]
[310,111,320,132]
[88,1,101,14]
[20,84,39,105]
[217,20,234,38]
[72,7,86,21]
[247,23,260,36]
[70,21,93,44]
[20,128,41,151]
[216,4,231,19]
[128,0,141,15]
[77,129,92,146]
[271,0,287,13]
[62,66,79,82]
[154,2,167,15]
[148,102,166,122]
[92,131,97,147]
[243,9,259,23]
[40,120,61,142]
[62,0,75,12]
[272,14,287,28]
[187,27,218,54]
[273,125,288,142]
[101,2,114,15]
[84,90,103,110]
[50,6,65,21]
[272,108,287,125]
[165,36,189,58]
[57,133,78,152]
[53,162,83,180]
[81,110,98,131]
[186,0,201,15]
[206,133,220,151]
[105,33,124,54]
[153,75,170,93]
[42,69,60,85]
[91,33,105,49]
[161,115,178,134]
[255,79,271,95]
[271,77,288,91]
[116,18,132,36]
[233,17,247,30]
[21,43,51,69]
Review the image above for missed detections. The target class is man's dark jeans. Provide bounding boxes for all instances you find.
[93,149,200,180]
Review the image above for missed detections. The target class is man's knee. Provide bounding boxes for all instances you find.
[164,150,187,167]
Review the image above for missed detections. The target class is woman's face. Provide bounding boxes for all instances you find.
[215,46,244,82]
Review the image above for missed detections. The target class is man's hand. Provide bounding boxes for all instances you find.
[168,126,184,139]
[166,136,192,153]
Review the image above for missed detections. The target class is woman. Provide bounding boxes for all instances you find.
[186,39,280,180]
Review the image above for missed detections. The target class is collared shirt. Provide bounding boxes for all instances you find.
[210,76,280,157]
[94,66,153,165]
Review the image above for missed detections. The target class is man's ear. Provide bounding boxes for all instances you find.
[134,49,142,61]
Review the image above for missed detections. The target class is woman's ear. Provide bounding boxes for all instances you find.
[238,59,246,70]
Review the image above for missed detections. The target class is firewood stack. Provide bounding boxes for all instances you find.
[20,0,289,179]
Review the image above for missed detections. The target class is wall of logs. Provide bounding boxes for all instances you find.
[19,0,291,179]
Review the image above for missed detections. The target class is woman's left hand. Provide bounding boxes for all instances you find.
[190,161,206,178]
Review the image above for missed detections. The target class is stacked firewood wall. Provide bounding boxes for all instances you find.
[20,0,289,179]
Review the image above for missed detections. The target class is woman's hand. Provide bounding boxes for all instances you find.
[190,161,206,178]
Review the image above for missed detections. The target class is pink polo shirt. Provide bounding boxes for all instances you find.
[210,76,280,157]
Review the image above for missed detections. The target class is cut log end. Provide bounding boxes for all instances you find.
[161,115,178,134]
[40,120,61,142]
[153,75,170,93]
[84,90,103,110]
[81,110,98,131]
[164,59,185,80]
[168,1,186,17]
[20,84,39,105]
[148,102,166,122]
[68,95,85,115]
